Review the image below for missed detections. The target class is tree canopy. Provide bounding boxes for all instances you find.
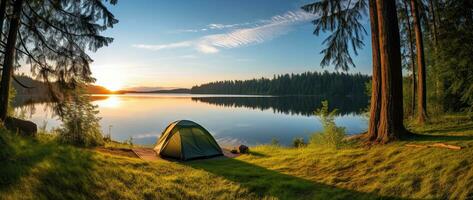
[0,0,118,119]
[302,0,368,71]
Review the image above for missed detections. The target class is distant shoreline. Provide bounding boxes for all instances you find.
[116,88,191,94]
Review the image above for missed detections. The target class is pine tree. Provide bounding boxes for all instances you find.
[433,0,473,112]
[0,0,24,120]
[0,0,118,120]
[409,0,428,124]
[303,0,409,143]
[366,0,381,141]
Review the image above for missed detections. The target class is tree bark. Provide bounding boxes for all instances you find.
[367,0,382,141]
[375,0,407,143]
[403,0,416,116]
[0,0,23,121]
[410,0,428,124]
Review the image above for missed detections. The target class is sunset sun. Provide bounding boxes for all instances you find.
[102,82,123,91]
[93,68,126,92]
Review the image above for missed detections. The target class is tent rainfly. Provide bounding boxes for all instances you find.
[154,120,223,160]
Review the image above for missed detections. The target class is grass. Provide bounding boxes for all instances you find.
[1,114,473,199]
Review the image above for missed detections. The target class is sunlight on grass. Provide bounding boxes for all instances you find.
[1,114,473,199]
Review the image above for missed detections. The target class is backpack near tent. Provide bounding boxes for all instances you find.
[154,120,223,160]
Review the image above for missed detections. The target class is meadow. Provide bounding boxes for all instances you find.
[1,114,472,200]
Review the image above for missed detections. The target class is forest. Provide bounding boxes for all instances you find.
[191,71,370,96]
[298,0,473,143]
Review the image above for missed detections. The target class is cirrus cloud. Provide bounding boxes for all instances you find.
[133,10,316,54]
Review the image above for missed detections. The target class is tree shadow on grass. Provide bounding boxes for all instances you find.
[0,133,96,199]
[0,135,56,191]
[33,146,96,199]
[419,123,473,135]
[247,151,268,157]
[187,158,404,200]
[405,133,473,142]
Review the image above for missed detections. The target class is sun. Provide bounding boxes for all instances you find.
[102,81,123,92]
[92,64,128,92]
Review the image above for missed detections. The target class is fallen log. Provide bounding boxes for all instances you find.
[405,144,429,148]
[430,143,462,150]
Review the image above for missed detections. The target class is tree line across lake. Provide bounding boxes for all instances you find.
[191,71,370,96]
[192,95,368,116]
[13,71,370,98]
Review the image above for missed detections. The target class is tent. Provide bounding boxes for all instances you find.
[154,120,223,160]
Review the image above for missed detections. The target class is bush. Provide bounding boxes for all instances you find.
[292,137,306,148]
[270,138,280,146]
[309,101,346,149]
[57,89,104,147]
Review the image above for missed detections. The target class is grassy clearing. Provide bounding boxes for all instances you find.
[1,114,473,199]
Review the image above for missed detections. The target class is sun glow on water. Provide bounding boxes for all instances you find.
[95,95,122,108]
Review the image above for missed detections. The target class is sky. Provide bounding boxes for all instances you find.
[85,0,372,90]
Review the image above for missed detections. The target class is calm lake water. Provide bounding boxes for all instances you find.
[14,94,368,147]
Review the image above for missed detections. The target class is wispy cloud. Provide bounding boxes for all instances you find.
[172,22,254,33]
[134,10,316,54]
[132,41,192,51]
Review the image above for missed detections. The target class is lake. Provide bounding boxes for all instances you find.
[14,94,369,147]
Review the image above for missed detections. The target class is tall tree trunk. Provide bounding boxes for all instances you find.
[403,0,416,116]
[0,0,23,121]
[375,0,407,143]
[367,0,382,141]
[410,0,428,124]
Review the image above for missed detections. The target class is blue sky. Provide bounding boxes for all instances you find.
[88,0,372,90]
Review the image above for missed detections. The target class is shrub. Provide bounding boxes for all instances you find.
[309,101,346,149]
[292,137,306,148]
[57,89,104,147]
[270,138,280,146]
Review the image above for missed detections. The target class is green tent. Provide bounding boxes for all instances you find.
[154,120,223,160]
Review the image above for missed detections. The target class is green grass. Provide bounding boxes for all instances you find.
[1,114,473,199]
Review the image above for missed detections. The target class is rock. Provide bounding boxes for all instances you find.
[230,149,238,154]
[4,117,37,137]
[238,145,249,154]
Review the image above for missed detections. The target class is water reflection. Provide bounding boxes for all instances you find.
[95,95,122,108]
[14,94,368,146]
[192,95,368,116]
